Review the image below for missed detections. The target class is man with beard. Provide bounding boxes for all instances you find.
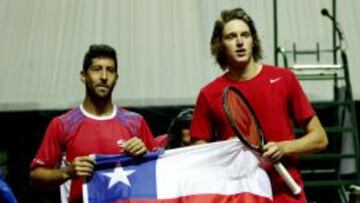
[30,44,157,203]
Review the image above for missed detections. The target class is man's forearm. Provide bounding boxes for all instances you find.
[30,167,72,189]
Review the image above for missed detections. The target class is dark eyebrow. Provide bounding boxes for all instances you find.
[223,32,237,38]
[241,30,251,36]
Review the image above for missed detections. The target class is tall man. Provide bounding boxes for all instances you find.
[190,7,328,202]
[30,44,158,203]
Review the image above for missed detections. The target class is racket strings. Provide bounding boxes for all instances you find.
[226,91,260,148]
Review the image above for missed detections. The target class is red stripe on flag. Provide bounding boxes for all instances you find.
[111,192,272,203]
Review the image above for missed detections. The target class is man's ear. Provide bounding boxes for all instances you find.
[80,70,86,84]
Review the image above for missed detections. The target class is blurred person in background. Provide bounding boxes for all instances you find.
[166,109,194,149]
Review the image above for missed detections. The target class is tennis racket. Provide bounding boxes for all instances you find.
[222,86,301,195]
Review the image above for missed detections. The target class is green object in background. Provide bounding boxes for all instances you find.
[0,151,7,164]
[0,151,8,177]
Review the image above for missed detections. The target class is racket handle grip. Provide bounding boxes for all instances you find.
[274,162,302,195]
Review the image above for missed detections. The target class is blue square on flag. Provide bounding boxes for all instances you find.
[86,153,159,202]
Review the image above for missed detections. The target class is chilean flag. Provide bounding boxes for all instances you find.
[83,139,272,203]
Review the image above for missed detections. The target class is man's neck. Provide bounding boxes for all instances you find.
[227,59,261,81]
[82,96,114,117]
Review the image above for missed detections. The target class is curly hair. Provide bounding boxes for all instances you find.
[210,7,263,70]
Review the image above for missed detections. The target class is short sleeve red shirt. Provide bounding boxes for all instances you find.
[30,106,157,203]
[190,65,315,202]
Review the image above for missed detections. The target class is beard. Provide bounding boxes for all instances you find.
[85,83,114,101]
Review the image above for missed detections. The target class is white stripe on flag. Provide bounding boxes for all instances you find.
[156,138,272,200]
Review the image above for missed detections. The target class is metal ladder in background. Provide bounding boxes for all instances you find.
[277,43,360,203]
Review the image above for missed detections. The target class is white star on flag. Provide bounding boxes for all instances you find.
[103,166,135,188]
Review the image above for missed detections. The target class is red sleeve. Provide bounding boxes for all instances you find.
[138,117,158,151]
[288,72,316,126]
[30,117,64,169]
[190,91,213,141]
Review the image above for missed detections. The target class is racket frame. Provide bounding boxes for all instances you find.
[222,86,302,195]
[223,86,265,152]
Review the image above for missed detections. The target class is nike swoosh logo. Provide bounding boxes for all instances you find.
[270,77,282,84]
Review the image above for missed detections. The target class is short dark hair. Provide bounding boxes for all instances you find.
[210,7,263,70]
[82,44,118,72]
